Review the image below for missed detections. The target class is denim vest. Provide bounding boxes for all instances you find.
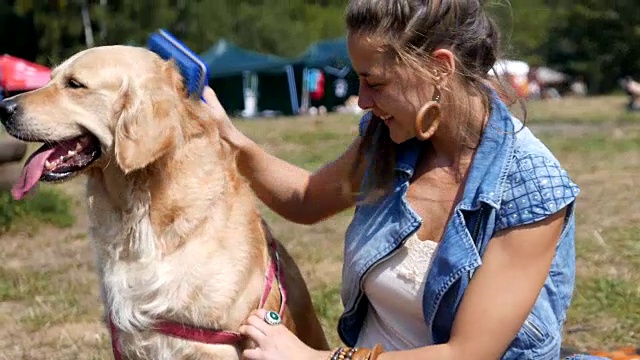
[338,94,581,359]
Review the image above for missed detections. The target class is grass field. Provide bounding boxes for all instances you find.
[1,95,639,359]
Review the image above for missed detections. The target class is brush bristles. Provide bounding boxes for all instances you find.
[148,30,208,99]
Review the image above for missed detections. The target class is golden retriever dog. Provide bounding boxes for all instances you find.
[0,46,328,359]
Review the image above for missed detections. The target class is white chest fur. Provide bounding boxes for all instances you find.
[85,177,263,359]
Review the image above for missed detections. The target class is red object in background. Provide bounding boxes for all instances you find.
[309,70,325,101]
[0,55,52,92]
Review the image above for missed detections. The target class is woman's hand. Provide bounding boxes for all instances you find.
[202,86,243,145]
[239,309,328,360]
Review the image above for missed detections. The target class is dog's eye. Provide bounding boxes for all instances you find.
[66,79,86,89]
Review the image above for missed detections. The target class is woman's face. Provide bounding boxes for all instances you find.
[347,32,435,144]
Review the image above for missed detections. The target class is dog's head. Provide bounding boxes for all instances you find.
[0,45,207,200]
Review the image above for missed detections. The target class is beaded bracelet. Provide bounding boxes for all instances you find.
[329,347,360,360]
[328,343,384,360]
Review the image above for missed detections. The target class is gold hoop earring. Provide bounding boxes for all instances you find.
[414,88,442,141]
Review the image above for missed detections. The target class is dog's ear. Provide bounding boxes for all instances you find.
[113,64,182,174]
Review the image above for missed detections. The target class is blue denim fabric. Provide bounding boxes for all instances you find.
[338,93,581,359]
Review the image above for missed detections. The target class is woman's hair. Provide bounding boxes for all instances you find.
[345,0,522,197]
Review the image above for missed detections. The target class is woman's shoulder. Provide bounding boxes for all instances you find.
[496,124,581,231]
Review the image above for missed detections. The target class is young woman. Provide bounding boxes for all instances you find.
[203,1,601,359]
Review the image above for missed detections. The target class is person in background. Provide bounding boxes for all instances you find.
[620,76,640,112]
[204,0,605,359]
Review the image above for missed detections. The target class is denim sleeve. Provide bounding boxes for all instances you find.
[358,112,372,137]
[496,154,580,231]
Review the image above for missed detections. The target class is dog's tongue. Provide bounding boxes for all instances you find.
[11,148,55,200]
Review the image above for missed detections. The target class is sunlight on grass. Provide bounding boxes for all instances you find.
[0,187,76,235]
[525,95,640,124]
[542,133,640,155]
[0,265,100,330]
[569,277,640,346]
[311,284,344,348]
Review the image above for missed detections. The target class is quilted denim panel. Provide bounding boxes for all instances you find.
[497,154,580,231]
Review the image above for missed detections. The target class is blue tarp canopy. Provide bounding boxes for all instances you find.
[200,39,292,79]
[295,37,351,68]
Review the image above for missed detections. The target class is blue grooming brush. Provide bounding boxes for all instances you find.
[147,29,209,101]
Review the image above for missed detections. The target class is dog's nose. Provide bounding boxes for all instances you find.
[0,99,18,123]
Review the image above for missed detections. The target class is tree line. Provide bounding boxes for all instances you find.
[1,0,638,94]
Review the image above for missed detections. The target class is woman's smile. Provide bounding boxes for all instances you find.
[380,114,394,125]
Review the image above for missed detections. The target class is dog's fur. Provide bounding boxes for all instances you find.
[1,46,328,359]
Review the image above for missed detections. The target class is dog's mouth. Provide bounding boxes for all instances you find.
[11,134,101,200]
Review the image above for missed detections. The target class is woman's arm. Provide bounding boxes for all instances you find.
[204,87,365,225]
[378,208,567,360]
[234,135,364,225]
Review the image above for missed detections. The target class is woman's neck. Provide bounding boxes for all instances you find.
[424,94,488,174]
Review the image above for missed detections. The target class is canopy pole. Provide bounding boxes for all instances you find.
[285,65,299,115]
[300,67,309,114]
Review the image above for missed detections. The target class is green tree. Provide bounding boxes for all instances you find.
[3,0,349,64]
[545,0,640,93]
[488,0,553,66]
[0,0,39,60]
[4,0,637,96]
[184,0,346,57]
[12,0,87,65]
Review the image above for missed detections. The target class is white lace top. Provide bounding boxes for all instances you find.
[355,233,439,351]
